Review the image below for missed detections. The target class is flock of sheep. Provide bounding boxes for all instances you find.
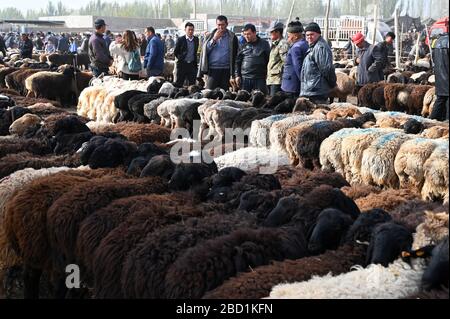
[0,52,448,299]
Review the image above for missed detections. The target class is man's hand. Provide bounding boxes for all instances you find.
[235,76,241,88]
[213,29,225,42]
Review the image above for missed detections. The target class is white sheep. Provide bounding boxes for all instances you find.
[249,114,290,148]
[421,142,449,203]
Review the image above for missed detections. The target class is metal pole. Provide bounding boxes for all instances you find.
[219,0,223,15]
[424,24,434,67]
[324,0,331,42]
[168,0,171,19]
[394,8,400,69]
[359,0,362,16]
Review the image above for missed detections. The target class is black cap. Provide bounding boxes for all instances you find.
[304,22,321,34]
[94,18,107,28]
[385,31,396,40]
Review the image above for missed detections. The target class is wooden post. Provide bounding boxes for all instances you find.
[414,31,420,64]
[394,8,400,69]
[168,0,172,19]
[324,0,331,42]
[372,0,378,44]
[193,0,197,19]
[219,0,223,15]
[424,24,434,66]
[400,22,404,62]
[284,0,296,37]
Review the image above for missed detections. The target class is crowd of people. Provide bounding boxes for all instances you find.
[1,15,448,119]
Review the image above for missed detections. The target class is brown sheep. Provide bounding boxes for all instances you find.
[328,72,355,103]
[406,85,433,115]
[357,82,382,108]
[341,184,382,200]
[0,137,52,159]
[0,67,19,88]
[355,188,422,212]
[422,87,436,118]
[384,83,408,112]
[5,69,40,95]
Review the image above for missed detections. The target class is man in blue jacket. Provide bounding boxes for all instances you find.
[281,21,309,97]
[144,27,165,77]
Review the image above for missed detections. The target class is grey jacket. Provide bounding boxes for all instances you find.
[300,36,336,98]
[355,40,386,85]
[197,29,238,78]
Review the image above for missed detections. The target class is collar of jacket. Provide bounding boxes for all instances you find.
[272,37,283,46]
[308,35,322,48]
[95,32,104,38]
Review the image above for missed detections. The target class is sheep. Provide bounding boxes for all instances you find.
[9,95,61,108]
[92,210,248,298]
[204,209,389,299]
[168,162,218,191]
[269,115,317,153]
[166,98,206,132]
[406,85,434,115]
[365,222,413,266]
[163,226,309,299]
[0,67,19,88]
[119,212,257,299]
[27,103,68,118]
[76,192,197,276]
[265,185,360,230]
[128,93,159,123]
[421,143,449,203]
[326,104,362,121]
[355,188,421,213]
[289,113,377,169]
[163,60,175,81]
[422,87,436,118]
[24,69,79,106]
[268,212,448,299]
[360,132,413,188]
[357,82,383,108]
[113,90,145,122]
[158,82,176,97]
[109,122,170,145]
[421,237,449,291]
[143,96,168,123]
[371,83,387,110]
[384,83,409,112]
[47,53,90,70]
[0,136,52,159]
[8,113,42,137]
[285,120,321,166]
[0,93,15,109]
[328,71,355,103]
[394,138,441,190]
[420,126,449,139]
[1,106,30,136]
[214,147,290,172]
[0,152,81,179]
[406,287,449,299]
[6,68,40,94]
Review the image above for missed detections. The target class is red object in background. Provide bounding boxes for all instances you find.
[427,17,449,45]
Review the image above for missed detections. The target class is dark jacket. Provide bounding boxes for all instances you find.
[235,36,270,80]
[0,36,6,57]
[432,34,449,96]
[140,38,148,56]
[356,40,387,85]
[174,36,200,66]
[57,36,70,53]
[281,39,309,94]
[144,35,165,72]
[198,29,239,78]
[19,38,33,59]
[88,32,112,69]
[300,36,336,98]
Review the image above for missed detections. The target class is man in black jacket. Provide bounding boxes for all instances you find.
[235,23,270,94]
[174,22,200,87]
[430,31,449,121]
[19,33,33,59]
[88,19,113,77]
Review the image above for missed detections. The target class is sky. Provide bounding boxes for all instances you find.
[3,0,138,13]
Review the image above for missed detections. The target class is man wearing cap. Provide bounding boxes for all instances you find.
[198,15,239,90]
[235,23,270,94]
[88,19,113,77]
[280,20,309,97]
[352,32,386,87]
[266,21,289,96]
[300,22,336,104]
[19,33,33,59]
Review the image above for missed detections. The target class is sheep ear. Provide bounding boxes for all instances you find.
[306,223,316,241]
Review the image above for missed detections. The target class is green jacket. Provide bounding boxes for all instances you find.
[266,38,289,85]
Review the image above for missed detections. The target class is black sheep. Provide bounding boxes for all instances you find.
[126,143,167,176]
[235,90,251,102]
[274,98,296,113]
[147,78,164,94]
[0,106,30,135]
[128,93,159,123]
[223,91,237,100]
[366,222,413,267]
[114,90,144,122]
[168,161,218,191]
[307,208,354,254]
[140,154,175,179]
[421,237,449,291]
[344,209,392,245]
[164,226,309,299]
[402,118,425,135]
[50,115,93,154]
[251,90,266,108]
[211,167,247,188]
[262,91,291,109]
[0,94,15,109]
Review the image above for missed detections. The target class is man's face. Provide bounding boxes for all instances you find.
[98,25,106,34]
[186,26,194,38]
[356,41,365,49]
[145,30,153,38]
[216,19,228,32]
[287,32,298,44]
[306,31,320,45]
[21,34,27,41]
[271,30,281,41]
[243,29,257,43]
[386,36,394,44]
